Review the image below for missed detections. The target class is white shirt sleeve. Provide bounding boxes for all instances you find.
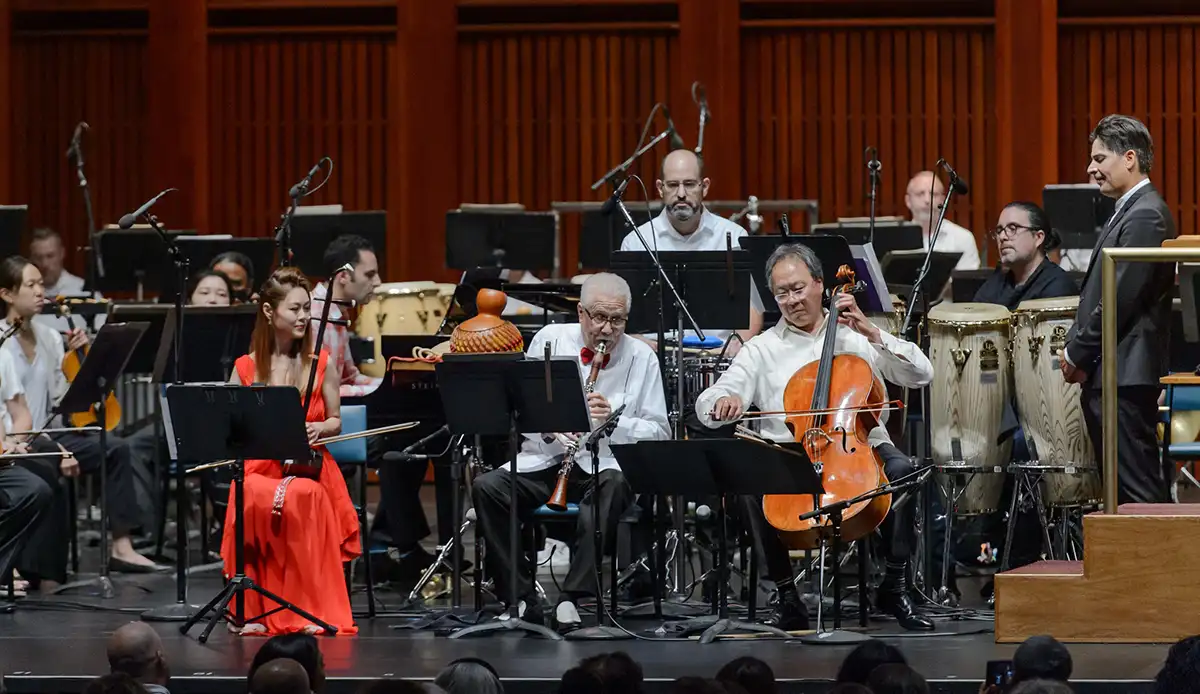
[609,350,670,445]
[0,351,23,404]
[695,340,762,428]
[49,327,69,407]
[867,330,934,388]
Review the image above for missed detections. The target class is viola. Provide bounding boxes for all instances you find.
[761,265,892,550]
[56,298,121,431]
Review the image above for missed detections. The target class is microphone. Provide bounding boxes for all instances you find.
[118,188,177,229]
[693,81,710,156]
[779,212,791,238]
[288,158,327,199]
[66,122,88,159]
[662,107,686,151]
[937,158,970,195]
[600,177,630,216]
[382,424,450,462]
[866,146,882,181]
[747,195,761,234]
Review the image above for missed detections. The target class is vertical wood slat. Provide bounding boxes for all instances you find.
[742,25,996,244]
[0,0,12,203]
[1059,22,1200,236]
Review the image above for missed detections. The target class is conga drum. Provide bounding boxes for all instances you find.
[1011,296,1100,508]
[928,302,1012,515]
[356,281,456,377]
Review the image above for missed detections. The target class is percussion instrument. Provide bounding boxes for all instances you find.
[867,293,907,337]
[450,289,524,353]
[357,281,455,376]
[928,302,1012,515]
[665,355,732,416]
[1011,296,1100,508]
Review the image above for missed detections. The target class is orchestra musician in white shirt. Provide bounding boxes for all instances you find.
[470,273,670,631]
[695,242,936,632]
[904,170,981,271]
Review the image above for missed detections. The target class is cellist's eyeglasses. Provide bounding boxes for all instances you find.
[773,287,807,304]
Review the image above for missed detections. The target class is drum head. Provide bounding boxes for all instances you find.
[1014,296,1081,313]
[377,281,440,297]
[928,302,1010,323]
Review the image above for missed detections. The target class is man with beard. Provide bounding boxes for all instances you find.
[904,171,981,271]
[620,150,764,352]
[973,201,1078,309]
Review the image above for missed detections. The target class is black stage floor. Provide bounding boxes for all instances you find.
[0,572,1172,694]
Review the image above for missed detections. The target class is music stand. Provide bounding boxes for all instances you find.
[94,229,183,298]
[0,205,27,260]
[739,235,890,312]
[171,384,334,643]
[289,211,388,278]
[578,205,662,270]
[161,237,276,301]
[881,249,961,298]
[1043,183,1114,252]
[439,354,588,640]
[445,211,557,272]
[50,322,149,599]
[610,251,752,337]
[951,269,995,303]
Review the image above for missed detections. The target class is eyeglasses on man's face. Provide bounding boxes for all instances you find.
[582,307,628,328]
[661,180,701,194]
[989,223,1039,241]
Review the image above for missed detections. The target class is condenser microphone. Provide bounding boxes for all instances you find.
[937,159,970,195]
[118,188,177,229]
[663,107,686,151]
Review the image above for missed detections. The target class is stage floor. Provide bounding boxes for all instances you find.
[0,571,1172,694]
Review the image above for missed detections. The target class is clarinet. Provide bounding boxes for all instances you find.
[546,341,607,511]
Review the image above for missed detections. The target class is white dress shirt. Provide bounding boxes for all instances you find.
[621,207,765,343]
[0,320,68,428]
[0,349,24,433]
[37,269,106,332]
[505,324,670,475]
[922,219,981,271]
[695,316,933,449]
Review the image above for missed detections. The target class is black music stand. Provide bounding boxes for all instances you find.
[615,438,820,643]
[739,234,871,310]
[1043,183,1113,252]
[94,229,183,297]
[439,354,588,641]
[160,237,276,301]
[445,211,556,272]
[881,249,961,298]
[171,384,334,643]
[51,322,149,599]
[291,211,388,278]
[577,204,662,270]
[0,205,27,260]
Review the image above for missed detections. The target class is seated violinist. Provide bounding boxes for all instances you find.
[694,243,935,632]
[221,267,360,635]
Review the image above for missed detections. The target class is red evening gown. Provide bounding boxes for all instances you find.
[220,350,361,635]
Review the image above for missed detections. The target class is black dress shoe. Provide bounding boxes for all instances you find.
[109,558,168,574]
[877,583,935,632]
[764,592,810,632]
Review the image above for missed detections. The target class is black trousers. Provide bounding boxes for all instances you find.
[742,442,917,584]
[15,438,74,583]
[52,430,141,536]
[0,464,53,579]
[472,465,633,603]
[1082,386,1168,504]
[368,430,455,550]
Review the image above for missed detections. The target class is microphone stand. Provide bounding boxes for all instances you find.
[590,130,671,191]
[273,191,301,268]
[70,133,101,294]
[866,151,881,245]
[141,211,195,622]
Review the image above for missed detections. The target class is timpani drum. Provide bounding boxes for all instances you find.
[356,282,456,377]
[1011,296,1101,508]
[928,303,1012,514]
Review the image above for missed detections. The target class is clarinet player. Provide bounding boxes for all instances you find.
[470,273,670,631]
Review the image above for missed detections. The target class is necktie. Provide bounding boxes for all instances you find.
[580,347,610,368]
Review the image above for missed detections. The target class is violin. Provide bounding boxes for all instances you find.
[56,297,121,431]
[761,265,892,550]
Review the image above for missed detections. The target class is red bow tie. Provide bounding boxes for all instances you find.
[580,347,611,368]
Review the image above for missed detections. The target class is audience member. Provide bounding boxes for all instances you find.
[715,656,776,694]
[1154,635,1200,694]
[250,659,311,694]
[836,642,909,684]
[667,678,732,694]
[577,652,644,694]
[249,633,326,694]
[829,685,873,694]
[358,680,444,694]
[866,664,930,694]
[434,658,503,694]
[557,667,603,694]
[106,622,170,694]
[1012,635,1073,685]
[84,673,146,694]
[1008,680,1074,694]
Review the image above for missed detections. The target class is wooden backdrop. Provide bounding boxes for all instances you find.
[1,0,1198,284]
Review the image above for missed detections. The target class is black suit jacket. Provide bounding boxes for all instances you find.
[1065,182,1176,389]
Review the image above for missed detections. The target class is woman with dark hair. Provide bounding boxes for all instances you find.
[210,251,256,303]
[189,269,233,306]
[836,642,908,685]
[249,633,326,693]
[221,267,359,635]
[715,657,776,694]
[972,201,1080,309]
[433,658,503,694]
[1154,635,1200,694]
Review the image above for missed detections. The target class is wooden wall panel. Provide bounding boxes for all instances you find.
[741,24,997,258]
[9,34,147,272]
[457,29,679,272]
[207,34,391,240]
[1058,24,1200,236]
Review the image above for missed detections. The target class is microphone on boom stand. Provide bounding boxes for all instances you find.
[865,146,881,243]
[663,107,686,151]
[692,81,710,156]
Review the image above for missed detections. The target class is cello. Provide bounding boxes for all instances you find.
[760,265,892,550]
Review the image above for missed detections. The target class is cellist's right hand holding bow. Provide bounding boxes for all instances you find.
[711,395,745,422]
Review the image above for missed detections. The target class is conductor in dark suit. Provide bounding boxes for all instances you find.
[1061,114,1176,504]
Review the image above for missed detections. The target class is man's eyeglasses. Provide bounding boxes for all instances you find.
[989,223,1039,241]
[661,180,701,193]
[773,287,806,304]
[582,307,628,328]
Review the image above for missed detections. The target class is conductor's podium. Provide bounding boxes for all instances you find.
[995,504,1200,643]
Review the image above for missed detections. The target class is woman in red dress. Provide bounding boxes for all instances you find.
[221,267,361,635]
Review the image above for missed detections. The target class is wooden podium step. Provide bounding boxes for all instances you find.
[995,503,1200,643]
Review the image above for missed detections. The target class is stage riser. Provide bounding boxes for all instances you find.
[0,677,1159,694]
[996,506,1200,643]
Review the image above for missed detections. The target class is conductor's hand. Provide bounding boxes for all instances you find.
[305,422,321,445]
[65,328,89,353]
[588,393,612,420]
[711,395,745,422]
[833,294,881,344]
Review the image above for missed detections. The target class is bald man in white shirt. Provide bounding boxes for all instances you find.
[696,243,935,632]
[471,273,670,631]
[905,171,981,271]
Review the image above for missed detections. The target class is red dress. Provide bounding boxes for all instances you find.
[220,351,361,635]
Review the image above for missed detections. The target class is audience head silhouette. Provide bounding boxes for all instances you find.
[434,658,503,694]
[106,621,169,686]
[866,664,930,694]
[1155,635,1200,694]
[577,651,644,694]
[1013,635,1073,684]
[1008,680,1075,694]
[84,673,146,694]
[716,657,776,694]
[250,659,311,694]
[836,642,909,684]
[249,634,326,694]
